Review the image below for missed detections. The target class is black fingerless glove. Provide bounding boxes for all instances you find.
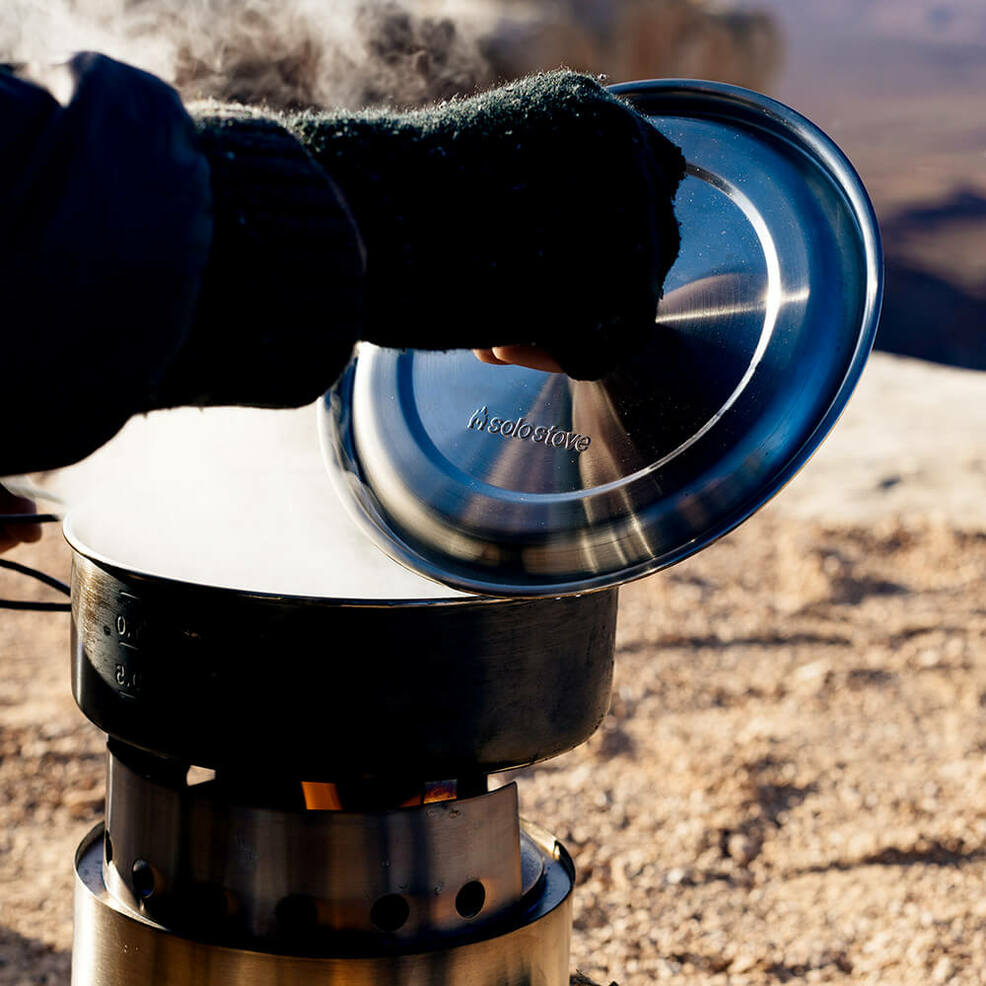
[287,72,685,380]
[172,72,684,415]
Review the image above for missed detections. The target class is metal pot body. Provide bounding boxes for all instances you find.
[70,551,617,779]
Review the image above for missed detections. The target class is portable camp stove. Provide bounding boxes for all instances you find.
[67,544,618,985]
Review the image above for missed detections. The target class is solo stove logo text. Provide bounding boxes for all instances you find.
[466,406,592,454]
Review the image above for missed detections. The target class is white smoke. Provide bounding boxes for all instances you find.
[0,0,780,111]
[0,0,491,108]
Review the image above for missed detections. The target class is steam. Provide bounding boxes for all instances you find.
[0,0,492,109]
[0,0,780,111]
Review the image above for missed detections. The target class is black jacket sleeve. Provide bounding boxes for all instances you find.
[0,54,366,476]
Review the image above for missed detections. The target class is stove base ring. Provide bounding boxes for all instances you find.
[72,823,574,986]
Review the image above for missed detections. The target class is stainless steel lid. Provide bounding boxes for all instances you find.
[319,79,883,597]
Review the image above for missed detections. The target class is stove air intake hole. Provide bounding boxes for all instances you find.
[370,893,410,933]
[131,859,156,900]
[455,880,486,919]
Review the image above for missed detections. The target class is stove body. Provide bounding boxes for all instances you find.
[69,551,618,985]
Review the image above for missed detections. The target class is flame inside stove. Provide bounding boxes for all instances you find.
[301,781,344,811]
[302,779,458,811]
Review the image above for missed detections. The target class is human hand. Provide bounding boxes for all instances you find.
[471,344,563,374]
[290,71,685,380]
[0,486,42,554]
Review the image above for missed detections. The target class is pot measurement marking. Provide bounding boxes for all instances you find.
[111,591,145,696]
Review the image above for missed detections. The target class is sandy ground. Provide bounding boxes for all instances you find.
[2,353,986,985]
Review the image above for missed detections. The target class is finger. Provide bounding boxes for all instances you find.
[472,348,510,366]
[19,520,43,544]
[1,492,36,514]
[491,345,565,374]
[0,493,43,549]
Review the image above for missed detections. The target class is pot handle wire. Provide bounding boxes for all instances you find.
[0,513,62,525]
[0,514,71,612]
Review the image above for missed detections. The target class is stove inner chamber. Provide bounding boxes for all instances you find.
[104,744,543,947]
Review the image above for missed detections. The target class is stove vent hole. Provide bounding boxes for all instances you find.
[131,859,156,900]
[455,880,486,919]
[370,893,410,933]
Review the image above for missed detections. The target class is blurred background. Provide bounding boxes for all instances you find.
[4,0,981,367]
[739,0,986,370]
[2,2,986,984]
